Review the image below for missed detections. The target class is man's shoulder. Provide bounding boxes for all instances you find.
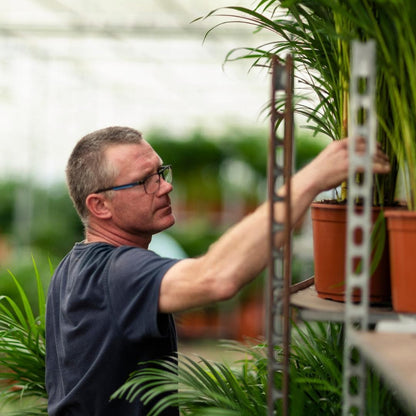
[57,242,145,267]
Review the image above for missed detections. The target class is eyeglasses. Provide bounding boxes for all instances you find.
[94,165,172,195]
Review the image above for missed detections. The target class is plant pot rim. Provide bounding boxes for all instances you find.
[311,200,346,210]
[311,200,386,210]
[384,208,415,218]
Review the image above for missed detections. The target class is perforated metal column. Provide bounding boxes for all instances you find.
[267,54,294,416]
[342,40,376,416]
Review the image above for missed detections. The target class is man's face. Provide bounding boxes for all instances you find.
[103,141,175,238]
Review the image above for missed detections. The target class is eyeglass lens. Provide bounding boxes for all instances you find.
[144,166,172,194]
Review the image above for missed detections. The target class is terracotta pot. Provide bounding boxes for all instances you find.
[311,202,391,303]
[176,309,221,339]
[385,209,416,312]
[236,297,265,341]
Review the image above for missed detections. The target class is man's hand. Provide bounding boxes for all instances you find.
[300,138,391,194]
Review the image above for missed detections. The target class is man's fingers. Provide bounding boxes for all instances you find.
[350,138,390,173]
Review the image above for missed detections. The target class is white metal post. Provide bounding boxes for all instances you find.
[342,40,376,416]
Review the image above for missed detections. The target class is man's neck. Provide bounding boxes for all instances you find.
[85,224,151,249]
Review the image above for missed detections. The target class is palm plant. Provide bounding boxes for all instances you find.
[365,0,416,210]
[196,0,406,206]
[113,322,408,415]
[0,257,48,415]
[197,1,350,141]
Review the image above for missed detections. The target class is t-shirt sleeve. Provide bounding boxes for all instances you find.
[106,247,179,342]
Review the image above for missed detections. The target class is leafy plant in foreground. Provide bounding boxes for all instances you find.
[113,322,408,415]
[0,257,49,415]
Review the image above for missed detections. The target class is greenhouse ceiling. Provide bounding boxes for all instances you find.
[0,0,275,183]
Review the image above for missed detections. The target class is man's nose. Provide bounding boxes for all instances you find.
[157,177,173,195]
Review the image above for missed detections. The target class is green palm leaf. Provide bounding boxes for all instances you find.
[0,258,48,415]
[197,0,412,205]
[114,322,408,415]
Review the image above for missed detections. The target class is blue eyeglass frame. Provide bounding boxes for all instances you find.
[94,164,172,194]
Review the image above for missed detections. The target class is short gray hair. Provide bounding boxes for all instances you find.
[66,126,143,225]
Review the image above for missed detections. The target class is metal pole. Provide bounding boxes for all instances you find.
[267,53,294,416]
[342,40,376,416]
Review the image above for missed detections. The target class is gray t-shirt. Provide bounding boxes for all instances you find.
[46,242,179,415]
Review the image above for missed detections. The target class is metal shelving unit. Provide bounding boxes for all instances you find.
[268,40,414,416]
[290,278,397,324]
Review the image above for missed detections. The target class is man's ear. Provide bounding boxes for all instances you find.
[85,194,112,220]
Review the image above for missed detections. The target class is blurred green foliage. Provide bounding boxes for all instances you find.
[0,181,83,256]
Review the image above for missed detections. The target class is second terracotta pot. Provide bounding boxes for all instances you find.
[385,209,416,312]
[311,202,391,303]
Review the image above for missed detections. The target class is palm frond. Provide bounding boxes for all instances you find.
[114,321,409,415]
[0,258,49,415]
[197,0,414,205]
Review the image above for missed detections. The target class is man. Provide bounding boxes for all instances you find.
[45,126,390,415]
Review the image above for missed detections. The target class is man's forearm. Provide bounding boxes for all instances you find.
[159,166,322,313]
